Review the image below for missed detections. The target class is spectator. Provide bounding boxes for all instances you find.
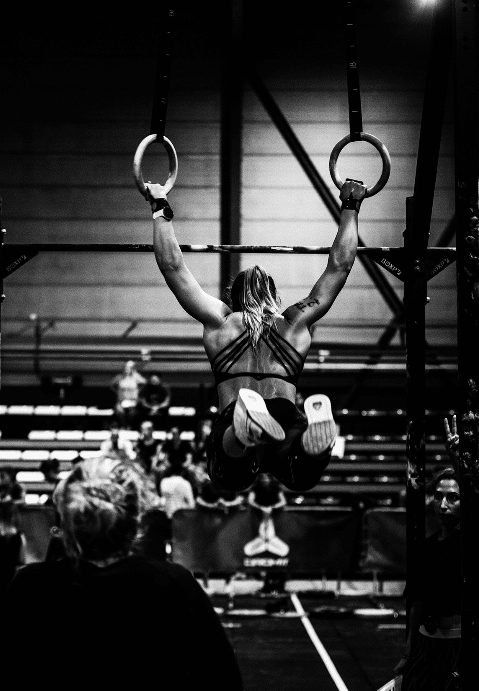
[246,473,288,595]
[194,418,213,464]
[0,499,26,596]
[183,455,210,498]
[135,421,161,474]
[161,426,193,466]
[159,462,196,522]
[109,359,146,428]
[247,472,287,514]
[100,421,136,463]
[39,458,62,506]
[196,480,244,512]
[137,372,171,424]
[444,413,459,474]
[394,463,462,687]
[0,468,25,504]
[0,456,243,689]
[151,447,171,490]
[40,458,61,485]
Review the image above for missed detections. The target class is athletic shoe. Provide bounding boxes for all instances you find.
[301,394,337,456]
[233,389,285,448]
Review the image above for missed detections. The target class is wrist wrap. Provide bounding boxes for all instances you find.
[341,197,362,212]
[341,177,364,212]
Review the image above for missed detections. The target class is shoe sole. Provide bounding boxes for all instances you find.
[234,389,285,446]
[302,394,337,456]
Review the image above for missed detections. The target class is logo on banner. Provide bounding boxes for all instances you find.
[243,515,290,568]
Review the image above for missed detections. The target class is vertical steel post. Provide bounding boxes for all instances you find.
[0,199,3,390]
[404,196,427,630]
[220,0,243,294]
[453,0,479,685]
[404,0,452,636]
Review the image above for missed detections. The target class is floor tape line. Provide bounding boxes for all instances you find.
[290,593,349,691]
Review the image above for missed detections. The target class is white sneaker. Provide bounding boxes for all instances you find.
[233,389,285,448]
[301,394,337,456]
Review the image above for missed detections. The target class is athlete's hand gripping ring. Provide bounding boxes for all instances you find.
[329,132,391,198]
[133,134,178,198]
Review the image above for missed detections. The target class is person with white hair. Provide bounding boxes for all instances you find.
[0,455,243,690]
[109,359,146,428]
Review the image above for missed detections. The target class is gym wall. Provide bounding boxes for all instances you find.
[0,3,456,360]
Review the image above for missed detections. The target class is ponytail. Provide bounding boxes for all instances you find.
[227,266,281,349]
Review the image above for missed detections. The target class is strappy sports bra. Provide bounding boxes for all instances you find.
[210,329,305,387]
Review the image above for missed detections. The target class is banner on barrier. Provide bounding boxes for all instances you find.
[172,507,360,574]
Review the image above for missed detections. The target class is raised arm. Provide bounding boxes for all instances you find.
[283,179,367,328]
[444,414,460,475]
[146,184,231,327]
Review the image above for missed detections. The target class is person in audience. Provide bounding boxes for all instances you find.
[0,455,243,690]
[196,479,244,512]
[40,458,61,484]
[183,454,210,498]
[134,420,161,474]
[247,472,287,514]
[159,461,196,523]
[39,458,62,506]
[246,473,288,595]
[394,417,462,689]
[444,413,459,473]
[161,425,194,466]
[0,468,25,504]
[137,372,171,424]
[110,359,146,428]
[151,446,171,490]
[157,461,196,555]
[194,418,214,464]
[0,499,26,596]
[99,420,136,462]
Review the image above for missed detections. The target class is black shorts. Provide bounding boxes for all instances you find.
[206,397,330,493]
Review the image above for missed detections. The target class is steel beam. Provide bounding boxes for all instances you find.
[403,0,453,635]
[0,201,3,389]
[453,0,479,684]
[404,196,427,634]
[219,0,243,292]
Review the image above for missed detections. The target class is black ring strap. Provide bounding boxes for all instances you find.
[344,0,363,142]
[150,8,175,139]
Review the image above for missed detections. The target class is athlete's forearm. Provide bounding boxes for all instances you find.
[145,183,185,274]
[327,209,358,274]
[153,216,185,274]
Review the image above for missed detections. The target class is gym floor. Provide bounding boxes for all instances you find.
[209,589,406,691]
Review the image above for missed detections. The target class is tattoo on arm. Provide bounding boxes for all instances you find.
[293,298,320,312]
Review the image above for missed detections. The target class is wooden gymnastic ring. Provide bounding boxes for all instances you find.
[329,132,391,198]
[133,135,178,198]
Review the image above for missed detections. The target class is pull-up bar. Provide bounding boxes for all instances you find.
[2,244,456,255]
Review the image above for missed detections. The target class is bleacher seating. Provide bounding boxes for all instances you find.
[0,401,453,505]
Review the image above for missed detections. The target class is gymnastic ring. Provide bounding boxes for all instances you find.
[329,132,391,198]
[133,134,178,198]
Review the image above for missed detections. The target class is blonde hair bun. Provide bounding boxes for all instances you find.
[54,455,158,561]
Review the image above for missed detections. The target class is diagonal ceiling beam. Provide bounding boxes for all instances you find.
[245,63,406,320]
